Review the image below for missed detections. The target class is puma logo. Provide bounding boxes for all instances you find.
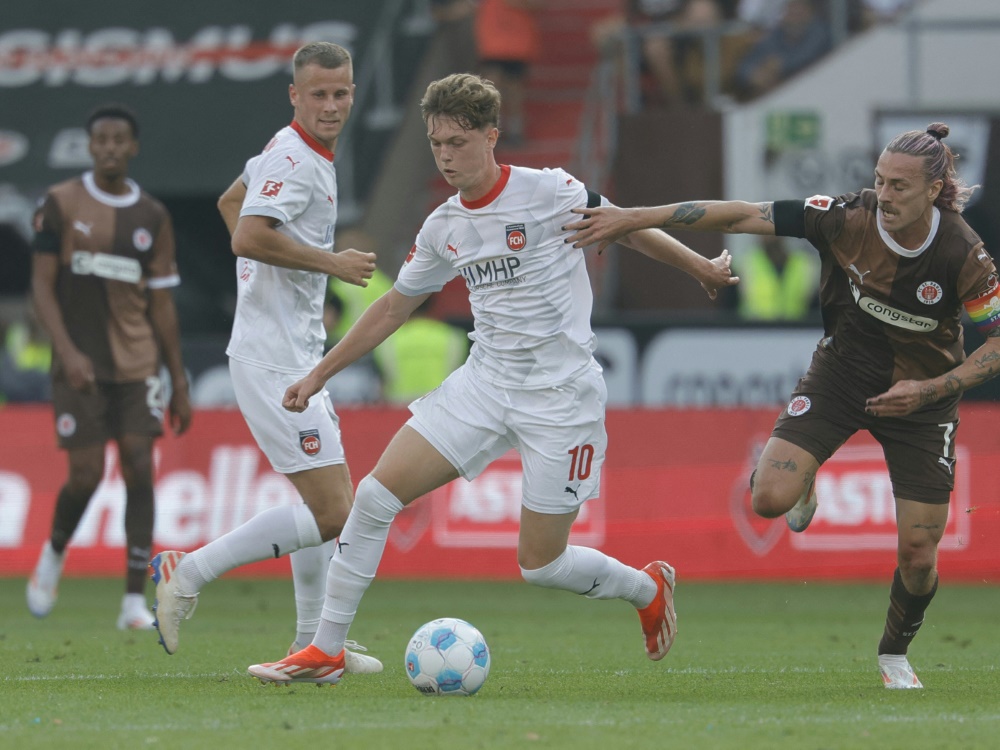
[938,456,955,474]
[73,220,93,237]
[286,155,301,169]
[848,264,871,284]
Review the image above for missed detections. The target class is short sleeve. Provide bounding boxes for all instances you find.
[147,211,180,289]
[240,149,313,226]
[31,194,62,254]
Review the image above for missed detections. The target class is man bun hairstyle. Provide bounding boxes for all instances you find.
[86,103,139,138]
[884,121,977,212]
[420,73,501,132]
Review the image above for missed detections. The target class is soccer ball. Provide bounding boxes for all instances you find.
[404,617,491,696]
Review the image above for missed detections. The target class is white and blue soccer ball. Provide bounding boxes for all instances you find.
[404,617,491,696]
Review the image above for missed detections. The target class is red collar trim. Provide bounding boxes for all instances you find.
[290,120,334,163]
[460,164,511,209]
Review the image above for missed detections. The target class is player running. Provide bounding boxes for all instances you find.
[245,72,737,684]
[565,122,1000,689]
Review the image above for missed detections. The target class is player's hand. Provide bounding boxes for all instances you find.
[700,249,740,300]
[168,385,193,436]
[865,379,934,418]
[283,373,321,413]
[331,248,377,287]
[62,347,96,391]
[563,205,641,252]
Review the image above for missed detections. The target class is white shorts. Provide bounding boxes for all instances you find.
[407,360,607,515]
[230,358,346,474]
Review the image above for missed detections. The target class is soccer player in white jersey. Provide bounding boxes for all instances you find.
[246,73,738,684]
[149,42,383,674]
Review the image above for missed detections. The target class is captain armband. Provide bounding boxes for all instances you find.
[964,284,1000,335]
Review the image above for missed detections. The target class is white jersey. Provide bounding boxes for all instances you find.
[397,164,603,389]
[227,122,338,374]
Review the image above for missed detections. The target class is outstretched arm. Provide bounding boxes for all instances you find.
[565,201,777,253]
[617,228,739,300]
[283,288,430,412]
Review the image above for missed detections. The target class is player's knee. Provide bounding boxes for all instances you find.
[897,540,937,578]
[312,504,349,542]
[67,466,103,497]
[519,548,570,588]
[750,484,787,519]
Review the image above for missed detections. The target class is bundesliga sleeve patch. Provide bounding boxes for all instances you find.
[964,283,1000,335]
[805,195,834,211]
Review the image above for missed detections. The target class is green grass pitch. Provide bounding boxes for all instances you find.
[2,576,998,749]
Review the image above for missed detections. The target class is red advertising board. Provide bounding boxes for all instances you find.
[1,405,999,581]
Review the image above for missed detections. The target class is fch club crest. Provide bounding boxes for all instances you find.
[505,223,526,251]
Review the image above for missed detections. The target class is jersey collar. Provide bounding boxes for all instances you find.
[82,171,141,208]
[460,164,511,209]
[290,120,334,163]
[877,206,940,258]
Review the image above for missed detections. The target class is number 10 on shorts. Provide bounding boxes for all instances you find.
[567,444,595,481]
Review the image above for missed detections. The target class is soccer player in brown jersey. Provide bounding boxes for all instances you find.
[27,103,192,630]
[565,123,1000,689]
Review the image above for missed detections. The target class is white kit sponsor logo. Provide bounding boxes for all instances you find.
[72,251,142,283]
[849,280,937,331]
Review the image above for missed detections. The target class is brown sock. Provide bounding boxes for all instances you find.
[878,567,938,655]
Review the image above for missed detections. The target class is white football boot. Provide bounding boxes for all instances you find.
[878,654,923,689]
[26,541,65,618]
[117,593,157,631]
[149,551,199,654]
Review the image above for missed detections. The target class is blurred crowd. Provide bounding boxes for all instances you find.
[592,0,917,109]
[0,0,922,405]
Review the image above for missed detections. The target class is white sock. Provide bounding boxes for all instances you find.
[313,476,403,655]
[520,545,656,608]
[176,504,322,594]
[290,539,336,648]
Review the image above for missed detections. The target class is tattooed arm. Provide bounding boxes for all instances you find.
[564,200,777,253]
[865,330,1000,417]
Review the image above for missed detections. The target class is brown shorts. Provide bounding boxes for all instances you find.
[772,349,959,504]
[51,376,164,449]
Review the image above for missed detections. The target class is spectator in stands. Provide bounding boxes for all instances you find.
[431,0,478,74]
[475,0,544,145]
[372,298,468,405]
[734,0,831,99]
[732,235,817,320]
[592,0,726,109]
[0,307,52,403]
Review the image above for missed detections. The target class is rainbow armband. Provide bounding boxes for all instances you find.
[964,286,1000,335]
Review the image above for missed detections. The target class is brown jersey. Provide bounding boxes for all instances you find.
[778,189,996,389]
[33,172,179,383]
